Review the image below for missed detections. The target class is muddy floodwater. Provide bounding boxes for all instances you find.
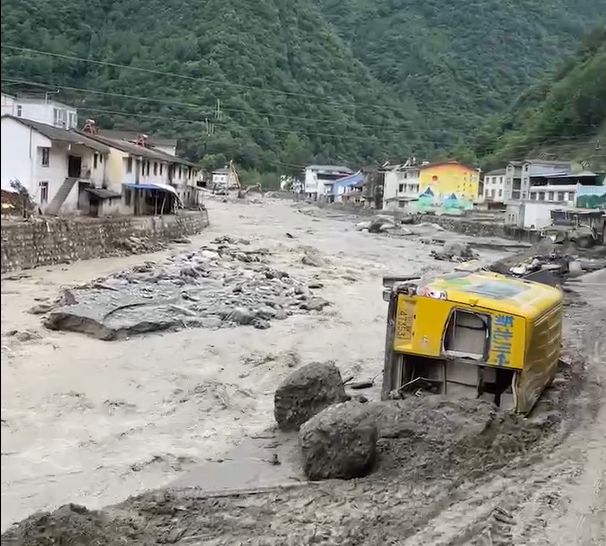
[2,197,605,544]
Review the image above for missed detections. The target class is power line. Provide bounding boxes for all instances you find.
[0,43,403,113]
[3,43,581,120]
[0,76,422,132]
[3,77,598,159]
[1,76,601,144]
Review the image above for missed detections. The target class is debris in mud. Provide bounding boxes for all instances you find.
[27,302,55,315]
[43,236,330,340]
[0,503,147,546]
[431,241,478,262]
[274,361,348,431]
[6,329,42,342]
[299,401,377,480]
[300,247,327,267]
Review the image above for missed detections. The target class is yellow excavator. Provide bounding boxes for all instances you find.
[381,271,563,414]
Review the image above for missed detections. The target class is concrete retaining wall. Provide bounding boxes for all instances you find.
[1,211,209,272]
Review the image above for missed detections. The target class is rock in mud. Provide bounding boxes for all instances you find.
[299,297,330,311]
[431,241,478,262]
[301,248,326,267]
[368,215,396,234]
[274,361,347,431]
[299,402,377,480]
[28,302,55,315]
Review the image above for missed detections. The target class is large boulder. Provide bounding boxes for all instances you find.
[274,361,347,431]
[431,240,477,262]
[299,402,377,480]
[368,214,396,233]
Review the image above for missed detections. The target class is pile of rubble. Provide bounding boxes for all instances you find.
[42,235,329,340]
[490,239,606,280]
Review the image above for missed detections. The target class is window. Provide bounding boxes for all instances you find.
[41,147,50,167]
[99,154,103,163]
[146,162,151,176]
[498,189,502,197]
[53,108,67,127]
[563,192,569,201]
[178,166,182,178]
[548,191,554,201]
[124,188,131,206]
[126,157,133,173]
[398,183,404,192]
[557,192,565,201]
[538,192,545,201]
[93,154,98,169]
[39,181,49,204]
[499,176,504,184]
[531,192,537,200]
[398,201,406,208]
[490,189,495,198]
[16,105,22,117]
[154,162,158,176]
[68,112,77,129]
[160,163,164,175]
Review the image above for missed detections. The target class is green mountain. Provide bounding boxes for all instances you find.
[1,0,604,178]
[315,0,606,152]
[471,27,606,171]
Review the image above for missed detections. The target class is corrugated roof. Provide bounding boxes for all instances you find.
[2,115,110,153]
[420,160,478,172]
[547,171,599,178]
[81,132,196,166]
[306,165,353,173]
[98,129,177,147]
[524,159,572,165]
[85,188,122,199]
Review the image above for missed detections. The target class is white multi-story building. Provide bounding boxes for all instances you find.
[481,168,505,203]
[382,161,421,210]
[303,165,352,200]
[505,159,574,201]
[1,93,79,129]
[1,115,109,212]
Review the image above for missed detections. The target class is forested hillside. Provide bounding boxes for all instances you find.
[1,0,604,175]
[316,0,605,152]
[469,27,606,170]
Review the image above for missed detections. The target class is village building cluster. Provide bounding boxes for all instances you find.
[2,92,604,234]
[0,93,241,217]
[298,157,604,238]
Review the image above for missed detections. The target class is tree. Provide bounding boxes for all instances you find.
[281,132,311,177]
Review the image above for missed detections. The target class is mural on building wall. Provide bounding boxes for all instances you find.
[410,162,478,215]
[576,185,606,209]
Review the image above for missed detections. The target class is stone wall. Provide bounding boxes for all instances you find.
[418,214,542,242]
[1,210,210,272]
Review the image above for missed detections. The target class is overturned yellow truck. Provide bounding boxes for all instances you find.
[382,271,563,414]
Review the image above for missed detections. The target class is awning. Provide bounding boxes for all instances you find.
[85,188,122,199]
[123,183,179,198]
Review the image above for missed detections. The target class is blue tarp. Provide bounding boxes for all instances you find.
[327,171,365,195]
[123,182,179,198]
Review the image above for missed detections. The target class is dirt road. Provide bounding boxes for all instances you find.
[2,198,604,544]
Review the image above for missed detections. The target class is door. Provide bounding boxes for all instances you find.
[68,155,82,178]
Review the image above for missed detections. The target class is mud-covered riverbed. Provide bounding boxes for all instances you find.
[2,198,605,544]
